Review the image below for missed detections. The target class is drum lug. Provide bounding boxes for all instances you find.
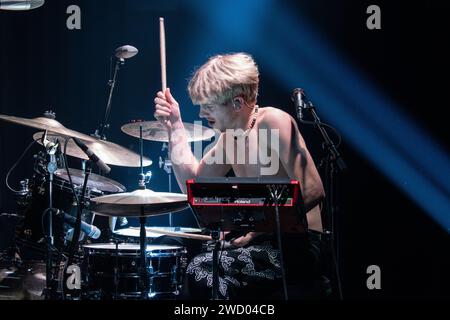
[171,265,177,283]
[147,264,154,275]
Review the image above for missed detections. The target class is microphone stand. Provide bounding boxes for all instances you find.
[68,160,92,265]
[299,101,346,300]
[95,57,124,140]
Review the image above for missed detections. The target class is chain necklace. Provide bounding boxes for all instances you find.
[233,105,259,140]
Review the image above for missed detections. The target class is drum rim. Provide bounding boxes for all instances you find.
[83,243,185,255]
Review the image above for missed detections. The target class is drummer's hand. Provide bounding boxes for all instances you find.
[154,88,181,130]
[230,232,259,247]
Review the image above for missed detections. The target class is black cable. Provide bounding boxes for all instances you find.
[298,118,342,148]
[5,139,37,193]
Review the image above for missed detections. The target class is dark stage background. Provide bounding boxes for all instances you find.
[1,0,449,300]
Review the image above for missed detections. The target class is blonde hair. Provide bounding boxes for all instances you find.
[188,52,259,106]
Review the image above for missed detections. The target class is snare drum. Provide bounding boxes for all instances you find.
[83,243,187,299]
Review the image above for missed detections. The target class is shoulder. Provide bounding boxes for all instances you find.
[258,106,297,130]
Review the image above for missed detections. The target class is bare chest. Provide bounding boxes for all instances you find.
[223,128,286,177]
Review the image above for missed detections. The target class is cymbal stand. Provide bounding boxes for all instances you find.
[42,130,58,299]
[159,142,173,227]
[137,124,149,298]
[114,240,119,299]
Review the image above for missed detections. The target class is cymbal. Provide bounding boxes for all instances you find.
[33,132,152,168]
[114,226,207,240]
[121,121,215,142]
[54,168,126,193]
[89,188,189,217]
[129,226,212,241]
[0,114,97,142]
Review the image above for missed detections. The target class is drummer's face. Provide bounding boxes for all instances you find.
[198,100,236,132]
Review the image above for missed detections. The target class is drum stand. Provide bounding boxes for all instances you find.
[137,123,149,299]
[113,240,119,299]
[43,130,59,299]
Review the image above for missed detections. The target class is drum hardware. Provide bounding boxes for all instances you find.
[113,240,119,299]
[159,143,173,226]
[41,127,59,299]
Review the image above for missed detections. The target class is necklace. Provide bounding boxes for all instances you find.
[233,105,259,140]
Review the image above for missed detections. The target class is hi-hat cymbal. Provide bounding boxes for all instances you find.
[33,132,152,168]
[113,226,208,240]
[90,188,189,217]
[129,226,211,241]
[121,121,215,142]
[0,114,97,142]
[54,168,126,193]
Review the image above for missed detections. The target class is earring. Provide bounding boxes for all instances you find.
[233,100,241,110]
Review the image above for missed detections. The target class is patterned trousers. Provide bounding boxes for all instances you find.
[183,232,324,300]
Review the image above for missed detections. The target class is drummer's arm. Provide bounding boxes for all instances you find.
[169,123,231,193]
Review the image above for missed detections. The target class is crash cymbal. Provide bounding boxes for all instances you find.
[54,168,126,193]
[121,120,215,142]
[0,114,97,142]
[90,188,189,217]
[33,132,152,168]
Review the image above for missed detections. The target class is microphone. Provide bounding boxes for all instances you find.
[65,228,85,242]
[292,88,306,120]
[0,0,45,10]
[63,213,101,240]
[115,45,138,60]
[72,137,111,174]
[108,216,128,231]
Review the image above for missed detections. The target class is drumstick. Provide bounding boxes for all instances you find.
[160,17,167,93]
[159,17,169,124]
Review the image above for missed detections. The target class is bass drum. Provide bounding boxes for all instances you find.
[14,172,98,260]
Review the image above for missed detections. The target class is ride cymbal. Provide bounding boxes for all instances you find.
[121,121,215,143]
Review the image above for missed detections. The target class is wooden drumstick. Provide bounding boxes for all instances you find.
[160,17,167,93]
[159,17,169,124]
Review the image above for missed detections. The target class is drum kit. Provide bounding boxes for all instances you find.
[0,111,215,300]
[0,18,220,300]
